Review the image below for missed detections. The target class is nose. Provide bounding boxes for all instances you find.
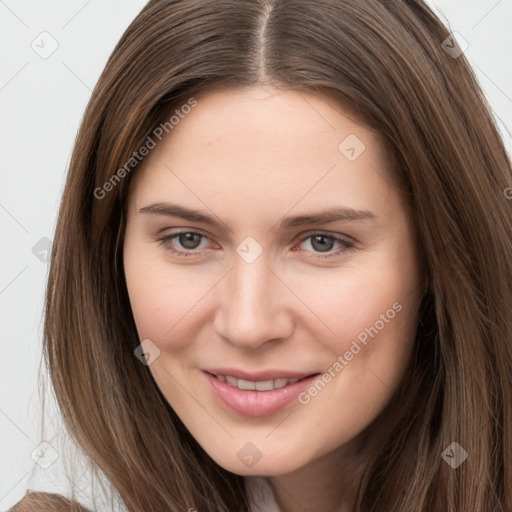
[213,253,294,350]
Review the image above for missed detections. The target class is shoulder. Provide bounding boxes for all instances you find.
[9,492,92,512]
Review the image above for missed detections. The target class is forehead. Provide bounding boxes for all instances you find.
[127,86,399,218]
[168,86,375,151]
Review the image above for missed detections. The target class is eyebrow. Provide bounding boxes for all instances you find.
[138,202,377,232]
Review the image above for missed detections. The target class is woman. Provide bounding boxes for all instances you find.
[11,0,512,511]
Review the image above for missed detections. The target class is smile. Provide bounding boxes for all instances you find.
[203,371,322,416]
[211,373,309,391]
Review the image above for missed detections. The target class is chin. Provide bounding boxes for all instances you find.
[209,447,305,477]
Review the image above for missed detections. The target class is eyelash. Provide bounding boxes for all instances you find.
[156,230,356,259]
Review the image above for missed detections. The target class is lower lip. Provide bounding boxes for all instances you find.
[203,371,321,417]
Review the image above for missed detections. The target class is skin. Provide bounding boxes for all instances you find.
[123,86,425,512]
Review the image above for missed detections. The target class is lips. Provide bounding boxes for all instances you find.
[206,372,312,391]
[202,369,322,416]
[203,367,317,382]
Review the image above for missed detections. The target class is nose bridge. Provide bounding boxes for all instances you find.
[215,250,290,347]
[233,254,269,310]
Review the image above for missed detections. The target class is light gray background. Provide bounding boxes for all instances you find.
[1,1,511,510]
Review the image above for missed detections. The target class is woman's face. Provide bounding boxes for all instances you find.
[123,86,424,476]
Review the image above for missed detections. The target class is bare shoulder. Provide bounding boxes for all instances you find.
[9,492,92,512]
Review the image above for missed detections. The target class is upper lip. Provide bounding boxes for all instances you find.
[203,368,320,381]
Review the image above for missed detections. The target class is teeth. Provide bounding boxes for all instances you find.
[273,378,289,389]
[225,375,238,386]
[238,379,256,390]
[216,375,302,391]
[255,380,274,391]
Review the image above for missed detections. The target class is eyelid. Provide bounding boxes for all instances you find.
[297,229,355,244]
[156,228,217,252]
[157,228,356,258]
[158,227,354,243]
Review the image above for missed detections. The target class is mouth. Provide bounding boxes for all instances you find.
[202,370,323,417]
[204,371,319,391]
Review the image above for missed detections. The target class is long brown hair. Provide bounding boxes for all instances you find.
[15,0,512,510]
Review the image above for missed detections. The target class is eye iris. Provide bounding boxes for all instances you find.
[179,233,201,249]
[173,234,340,253]
[311,235,334,252]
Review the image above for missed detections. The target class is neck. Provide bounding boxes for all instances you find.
[265,401,401,512]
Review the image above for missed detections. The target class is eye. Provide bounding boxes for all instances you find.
[294,232,355,259]
[157,231,212,257]
[157,230,356,259]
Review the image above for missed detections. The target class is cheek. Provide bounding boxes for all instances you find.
[124,241,210,351]
[293,267,419,446]
[300,246,420,373]
[305,263,413,331]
